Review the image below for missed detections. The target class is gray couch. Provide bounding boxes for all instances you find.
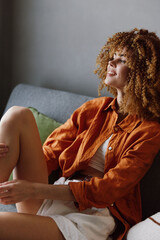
[0,83,160,231]
[0,83,93,213]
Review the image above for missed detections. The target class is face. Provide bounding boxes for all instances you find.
[105,49,130,92]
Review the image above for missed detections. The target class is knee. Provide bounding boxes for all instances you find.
[1,106,34,127]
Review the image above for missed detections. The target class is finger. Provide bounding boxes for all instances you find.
[0,197,15,205]
[0,147,8,153]
[0,179,16,186]
[0,149,8,158]
[0,142,8,146]
[0,153,8,158]
[0,183,12,193]
[0,190,11,200]
[0,145,8,152]
[0,186,8,192]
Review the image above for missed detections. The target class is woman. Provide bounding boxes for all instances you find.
[0,28,160,240]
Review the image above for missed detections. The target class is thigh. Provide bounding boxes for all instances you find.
[1,106,48,214]
[13,108,49,213]
[0,212,65,240]
[13,107,48,183]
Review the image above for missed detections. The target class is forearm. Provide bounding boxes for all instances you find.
[33,182,76,202]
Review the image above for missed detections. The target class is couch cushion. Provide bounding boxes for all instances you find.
[4,84,93,123]
[127,212,160,239]
[29,107,62,144]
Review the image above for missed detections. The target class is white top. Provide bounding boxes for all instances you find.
[88,135,112,172]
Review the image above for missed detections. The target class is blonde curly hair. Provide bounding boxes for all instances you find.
[94,28,160,121]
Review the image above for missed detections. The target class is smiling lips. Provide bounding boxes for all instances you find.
[107,70,116,76]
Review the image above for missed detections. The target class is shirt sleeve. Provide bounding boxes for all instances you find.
[43,108,80,175]
[69,127,160,211]
[42,98,100,175]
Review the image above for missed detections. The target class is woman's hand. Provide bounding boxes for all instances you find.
[0,179,75,205]
[0,179,35,205]
[0,143,8,158]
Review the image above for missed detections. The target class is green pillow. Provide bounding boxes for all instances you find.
[29,107,62,144]
[9,107,62,181]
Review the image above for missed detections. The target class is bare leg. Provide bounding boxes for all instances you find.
[0,212,65,240]
[0,107,66,239]
[0,106,48,214]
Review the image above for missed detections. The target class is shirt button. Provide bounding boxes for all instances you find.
[111,203,114,207]
[108,146,112,150]
[114,127,118,132]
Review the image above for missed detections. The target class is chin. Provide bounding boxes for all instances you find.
[105,76,116,86]
[104,80,114,88]
[104,79,110,86]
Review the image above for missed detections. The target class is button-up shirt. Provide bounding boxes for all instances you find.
[43,97,160,239]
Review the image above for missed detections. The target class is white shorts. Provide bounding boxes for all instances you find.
[37,177,116,240]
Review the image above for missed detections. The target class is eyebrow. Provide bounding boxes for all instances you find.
[114,53,126,57]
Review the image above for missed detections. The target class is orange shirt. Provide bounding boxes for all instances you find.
[43,97,160,239]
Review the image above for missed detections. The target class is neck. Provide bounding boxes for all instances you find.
[116,90,123,108]
[116,90,127,124]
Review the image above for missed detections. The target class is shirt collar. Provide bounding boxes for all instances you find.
[103,98,141,133]
[103,97,117,112]
[119,115,141,133]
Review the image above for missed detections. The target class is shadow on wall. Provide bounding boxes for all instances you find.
[0,1,13,118]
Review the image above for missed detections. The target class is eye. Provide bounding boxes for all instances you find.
[120,59,126,64]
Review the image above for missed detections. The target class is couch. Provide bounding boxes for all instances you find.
[0,83,160,238]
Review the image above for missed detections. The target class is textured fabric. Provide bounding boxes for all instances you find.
[43,97,160,239]
[127,212,160,240]
[37,177,116,240]
[29,107,62,144]
[0,204,16,212]
[4,83,93,123]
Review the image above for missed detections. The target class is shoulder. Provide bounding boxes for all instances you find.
[140,119,160,133]
[71,97,114,124]
[132,118,160,146]
[80,97,114,111]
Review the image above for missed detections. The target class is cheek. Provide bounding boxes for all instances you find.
[119,67,129,79]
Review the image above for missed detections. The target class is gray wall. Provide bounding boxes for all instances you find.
[1,0,160,115]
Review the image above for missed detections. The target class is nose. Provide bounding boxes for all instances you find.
[109,59,116,67]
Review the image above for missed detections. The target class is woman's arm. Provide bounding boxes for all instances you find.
[0,179,75,205]
[34,182,75,201]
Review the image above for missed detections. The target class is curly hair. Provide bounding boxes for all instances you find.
[94,28,160,121]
